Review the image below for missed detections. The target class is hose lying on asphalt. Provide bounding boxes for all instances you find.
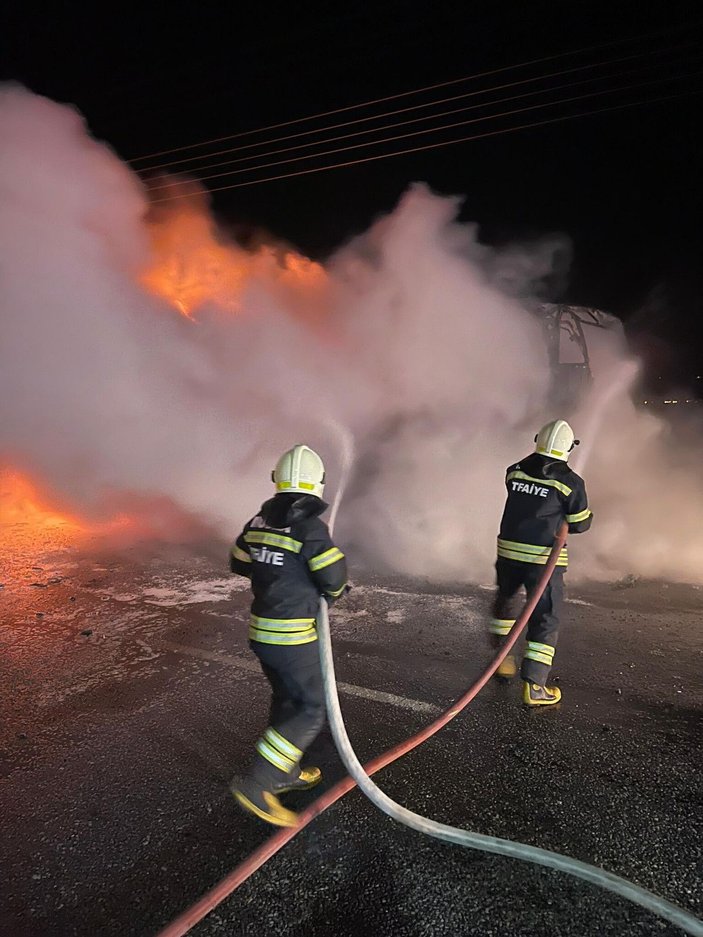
[317,432,702,935]
[154,526,566,937]
[155,425,703,937]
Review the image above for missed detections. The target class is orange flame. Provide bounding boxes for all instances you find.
[142,207,247,317]
[0,466,134,553]
[142,202,327,319]
[3,202,331,556]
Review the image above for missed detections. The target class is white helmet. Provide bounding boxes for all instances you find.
[534,419,579,462]
[272,444,326,498]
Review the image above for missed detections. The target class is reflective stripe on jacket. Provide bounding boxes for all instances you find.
[497,453,592,568]
[230,493,347,644]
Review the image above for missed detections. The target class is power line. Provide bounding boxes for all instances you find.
[142,53,700,186]
[144,68,703,192]
[135,40,699,177]
[129,21,703,165]
[149,86,702,204]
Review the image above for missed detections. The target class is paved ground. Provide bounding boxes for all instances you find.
[1,541,701,937]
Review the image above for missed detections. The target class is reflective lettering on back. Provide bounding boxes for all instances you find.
[511,481,549,498]
[250,546,285,566]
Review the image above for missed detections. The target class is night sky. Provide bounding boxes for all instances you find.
[4,0,702,389]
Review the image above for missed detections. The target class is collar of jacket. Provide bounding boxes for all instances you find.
[517,452,571,479]
[260,493,328,528]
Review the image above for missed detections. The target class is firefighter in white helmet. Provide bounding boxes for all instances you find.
[489,420,592,706]
[229,445,349,827]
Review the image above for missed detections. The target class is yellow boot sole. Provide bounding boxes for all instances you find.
[522,681,562,706]
[233,788,299,828]
[274,767,323,795]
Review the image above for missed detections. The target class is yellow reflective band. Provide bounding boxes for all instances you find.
[326,582,347,598]
[506,471,572,497]
[256,738,296,773]
[231,545,252,563]
[497,544,569,567]
[249,628,318,646]
[276,480,315,491]
[265,727,302,761]
[498,539,565,556]
[250,615,315,629]
[566,508,592,524]
[249,615,317,645]
[527,641,555,658]
[244,531,303,553]
[497,539,568,558]
[498,552,569,568]
[524,649,553,665]
[489,618,515,635]
[309,547,345,572]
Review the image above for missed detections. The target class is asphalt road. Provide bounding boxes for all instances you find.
[1,542,701,937]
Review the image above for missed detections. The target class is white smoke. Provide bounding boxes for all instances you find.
[2,86,702,583]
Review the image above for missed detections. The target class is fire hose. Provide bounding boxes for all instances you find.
[156,530,703,937]
[318,559,703,936]
[156,441,703,937]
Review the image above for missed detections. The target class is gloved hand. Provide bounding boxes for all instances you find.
[323,583,352,606]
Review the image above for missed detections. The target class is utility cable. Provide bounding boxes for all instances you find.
[145,66,703,192]
[130,21,703,165]
[135,39,701,176]
[149,86,703,203]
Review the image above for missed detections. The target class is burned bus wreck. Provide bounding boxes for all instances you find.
[535,304,627,411]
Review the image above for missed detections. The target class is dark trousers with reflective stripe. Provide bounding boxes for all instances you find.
[491,558,564,684]
[247,640,325,788]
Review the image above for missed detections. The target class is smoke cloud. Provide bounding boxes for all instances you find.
[2,85,702,583]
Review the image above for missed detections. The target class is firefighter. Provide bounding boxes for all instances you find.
[229,444,348,827]
[490,419,592,706]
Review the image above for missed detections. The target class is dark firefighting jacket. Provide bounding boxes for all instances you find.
[497,453,592,569]
[229,493,348,646]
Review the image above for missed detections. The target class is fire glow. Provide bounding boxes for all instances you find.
[0,466,86,550]
[4,82,703,584]
[2,201,328,556]
[142,201,327,320]
[0,466,134,553]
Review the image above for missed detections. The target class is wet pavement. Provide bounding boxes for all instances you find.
[1,543,701,936]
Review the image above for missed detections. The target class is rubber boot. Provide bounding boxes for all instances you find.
[522,680,562,707]
[496,654,517,680]
[272,766,323,795]
[231,777,299,827]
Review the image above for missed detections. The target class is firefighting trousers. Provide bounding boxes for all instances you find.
[489,558,565,684]
[246,640,325,789]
